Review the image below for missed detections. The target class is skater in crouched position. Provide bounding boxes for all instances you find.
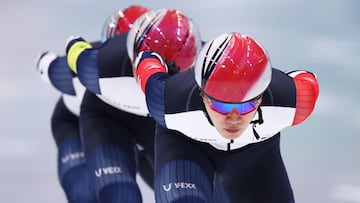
[65,8,227,203]
[37,42,98,202]
[134,32,319,203]
[36,5,150,203]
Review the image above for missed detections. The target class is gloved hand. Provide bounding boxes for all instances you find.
[134,51,168,93]
[65,35,92,73]
[287,70,319,125]
[35,51,58,84]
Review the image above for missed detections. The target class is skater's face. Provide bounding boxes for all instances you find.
[203,95,261,140]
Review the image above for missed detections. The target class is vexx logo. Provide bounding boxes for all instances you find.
[95,166,122,177]
[162,182,197,191]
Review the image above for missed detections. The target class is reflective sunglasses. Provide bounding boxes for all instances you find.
[205,95,261,115]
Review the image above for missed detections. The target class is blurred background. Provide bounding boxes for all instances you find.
[1,0,359,202]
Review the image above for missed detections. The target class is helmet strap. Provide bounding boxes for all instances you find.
[250,107,264,140]
[202,105,214,126]
[200,93,214,126]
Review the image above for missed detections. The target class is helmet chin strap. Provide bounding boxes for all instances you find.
[202,102,214,126]
[250,107,264,140]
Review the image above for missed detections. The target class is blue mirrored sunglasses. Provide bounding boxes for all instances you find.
[205,95,260,115]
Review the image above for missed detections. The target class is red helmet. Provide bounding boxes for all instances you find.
[101,5,149,41]
[127,9,202,72]
[195,32,272,103]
